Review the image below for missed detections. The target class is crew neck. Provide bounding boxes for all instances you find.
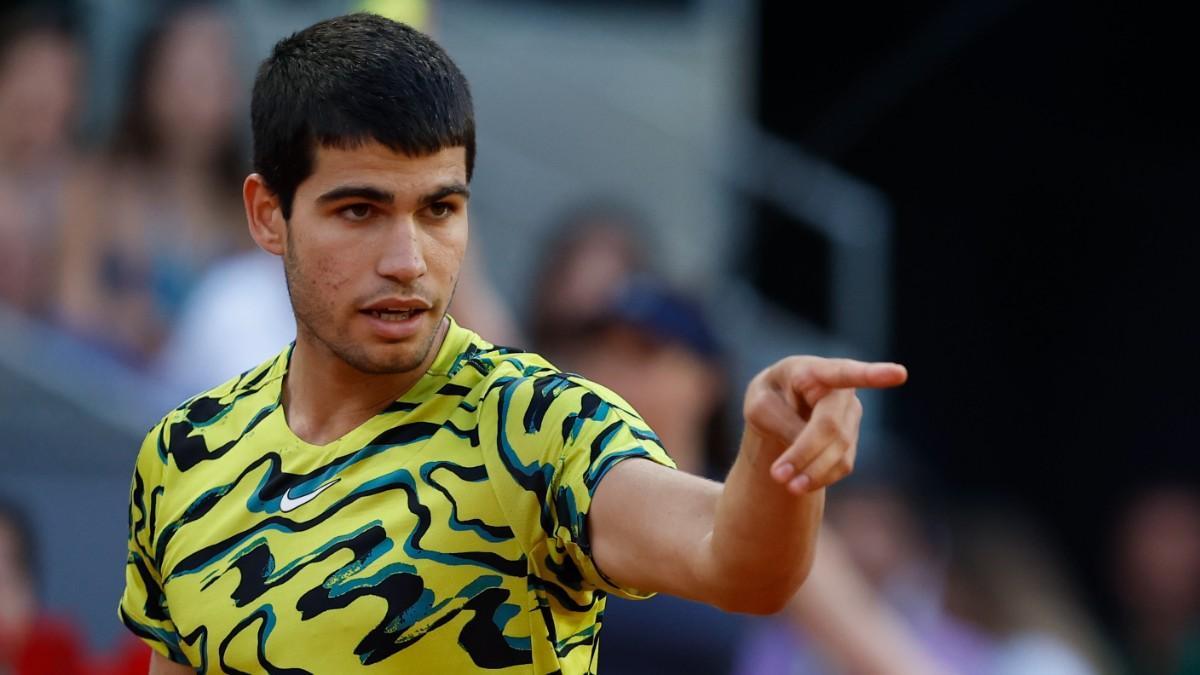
[267,315,474,452]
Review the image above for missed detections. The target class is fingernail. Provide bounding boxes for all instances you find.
[772,463,795,482]
[789,475,811,493]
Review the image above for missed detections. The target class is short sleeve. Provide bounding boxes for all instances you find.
[480,369,676,600]
[548,381,676,598]
[117,419,190,665]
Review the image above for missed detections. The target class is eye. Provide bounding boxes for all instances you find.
[339,203,374,221]
[427,201,455,219]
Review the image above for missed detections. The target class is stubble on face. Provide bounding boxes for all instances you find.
[282,228,457,376]
[275,143,469,380]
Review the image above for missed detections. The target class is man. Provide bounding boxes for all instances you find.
[119,14,906,674]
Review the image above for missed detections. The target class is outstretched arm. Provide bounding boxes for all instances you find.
[589,357,906,613]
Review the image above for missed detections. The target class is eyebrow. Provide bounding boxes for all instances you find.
[316,185,395,205]
[314,182,470,207]
[419,183,471,205]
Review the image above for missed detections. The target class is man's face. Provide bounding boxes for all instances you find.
[282,142,469,374]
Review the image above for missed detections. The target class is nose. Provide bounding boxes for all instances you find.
[376,216,428,283]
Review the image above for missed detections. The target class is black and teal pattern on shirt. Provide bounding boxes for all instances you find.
[119,317,675,674]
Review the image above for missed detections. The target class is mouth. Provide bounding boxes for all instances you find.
[362,308,425,322]
[357,299,433,340]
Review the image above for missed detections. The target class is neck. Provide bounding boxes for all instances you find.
[282,317,449,446]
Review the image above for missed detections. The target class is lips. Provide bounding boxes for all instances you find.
[365,308,419,321]
[358,298,431,339]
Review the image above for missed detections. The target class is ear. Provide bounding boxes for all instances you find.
[244,173,286,256]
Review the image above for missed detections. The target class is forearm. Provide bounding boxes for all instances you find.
[703,429,824,613]
[588,357,906,614]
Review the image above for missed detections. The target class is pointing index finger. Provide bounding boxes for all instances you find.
[785,357,908,391]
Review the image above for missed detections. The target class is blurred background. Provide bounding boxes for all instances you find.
[1,0,1197,673]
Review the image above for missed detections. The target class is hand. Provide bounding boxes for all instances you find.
[743,357,907,495]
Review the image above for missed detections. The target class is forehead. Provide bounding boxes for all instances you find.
[300,142,468,198]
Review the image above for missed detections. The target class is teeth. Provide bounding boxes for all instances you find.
[371,309,414,321]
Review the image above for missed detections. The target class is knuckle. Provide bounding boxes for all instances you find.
[790,445,814,467]
[744,389,769,418]
[837,456,855,475]
[763,358,789,380]
[840,427,856,447]
[743,406,764,430]
[818,414,841,437]
[833,422,852,445]
[777,355,811,377]
[781,355,807,368]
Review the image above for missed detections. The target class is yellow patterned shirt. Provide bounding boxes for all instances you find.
[119,317,675,674]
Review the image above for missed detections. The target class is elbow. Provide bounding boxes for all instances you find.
[731,593,791,616]
[710,550,816,612]
[716,586,794,615]
[714,565,814,616]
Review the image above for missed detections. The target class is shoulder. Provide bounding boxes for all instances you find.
[141,349,287,469]
[443,321,630,407]
[174,348,284,422]
[461,343,638,418]
[465,347,658,457]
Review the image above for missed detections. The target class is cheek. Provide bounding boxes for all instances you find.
[312,250,350,293]
[426,227,468,277]
[289,236,354,308]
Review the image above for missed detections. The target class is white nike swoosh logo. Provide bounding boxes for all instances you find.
[279,478,340,512]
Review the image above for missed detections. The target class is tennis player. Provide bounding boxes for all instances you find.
[119,13,906,674]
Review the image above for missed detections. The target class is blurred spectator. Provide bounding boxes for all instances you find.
[56,2,245,363]
[944,510,1111,675]
[527,199,655,362]
[551,277,744,675]
[153,248,291,399]
[736,462,993,674]
[447,245,524,347]
[0,497,86,675]
[0,7,82,315]
[778,526,958,675]
[1111,483,1200,675]
[557,277,730,476]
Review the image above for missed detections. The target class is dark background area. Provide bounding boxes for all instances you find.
[754,0,1199,625]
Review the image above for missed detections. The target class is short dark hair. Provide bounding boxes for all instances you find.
[251,13,475,219]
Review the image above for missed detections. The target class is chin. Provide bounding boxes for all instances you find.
[341,343,430,375]
[344,322,442,374]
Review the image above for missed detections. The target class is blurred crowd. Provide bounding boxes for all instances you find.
[2,2,1199,675]
[1,4,245,364]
